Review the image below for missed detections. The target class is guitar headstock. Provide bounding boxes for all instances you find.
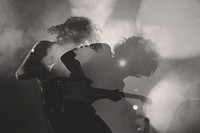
[140,96,153,105]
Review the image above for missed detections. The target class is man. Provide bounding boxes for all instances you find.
[15,16,120,133]
[80,36,158,132]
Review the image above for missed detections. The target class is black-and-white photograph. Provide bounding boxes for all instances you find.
[1,0,200,133]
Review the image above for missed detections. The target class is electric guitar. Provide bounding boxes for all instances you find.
[119,92,153,105]
[90,87,153,105]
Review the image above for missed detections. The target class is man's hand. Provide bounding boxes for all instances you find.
[108,89,122,102]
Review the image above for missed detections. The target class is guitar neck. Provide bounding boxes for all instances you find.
[119,92,142,98]
[118,92,153,105]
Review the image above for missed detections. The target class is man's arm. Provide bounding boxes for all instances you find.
[89,87,121,102]
[61,50,86,79]
[15,41,51,80]
[89,87,153,104]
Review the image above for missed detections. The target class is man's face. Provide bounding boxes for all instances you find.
[135,60,157,77]
[115,56,157,78]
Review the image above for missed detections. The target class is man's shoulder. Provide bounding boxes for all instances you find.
[101,43,111,50]
[34,40,55,47]
[28,40,56,55]
[32,40,55,51]
[89,43,112,53]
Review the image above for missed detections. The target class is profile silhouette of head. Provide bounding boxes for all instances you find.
[80,36,159,90]
[113,36,159,79]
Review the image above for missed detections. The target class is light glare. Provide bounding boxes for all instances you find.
[119,59,126,67]
[133,105,138,110]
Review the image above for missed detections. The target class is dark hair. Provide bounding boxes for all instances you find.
[47,16,101,45]
[114,36,159,77]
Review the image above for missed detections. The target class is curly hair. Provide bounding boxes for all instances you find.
[47,16,101,46]
[114,36,159,77]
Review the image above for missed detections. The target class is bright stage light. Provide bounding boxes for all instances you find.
[119,59,126,67]
[133,105,138,110]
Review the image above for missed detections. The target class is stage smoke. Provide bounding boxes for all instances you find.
[137,0,200,59]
